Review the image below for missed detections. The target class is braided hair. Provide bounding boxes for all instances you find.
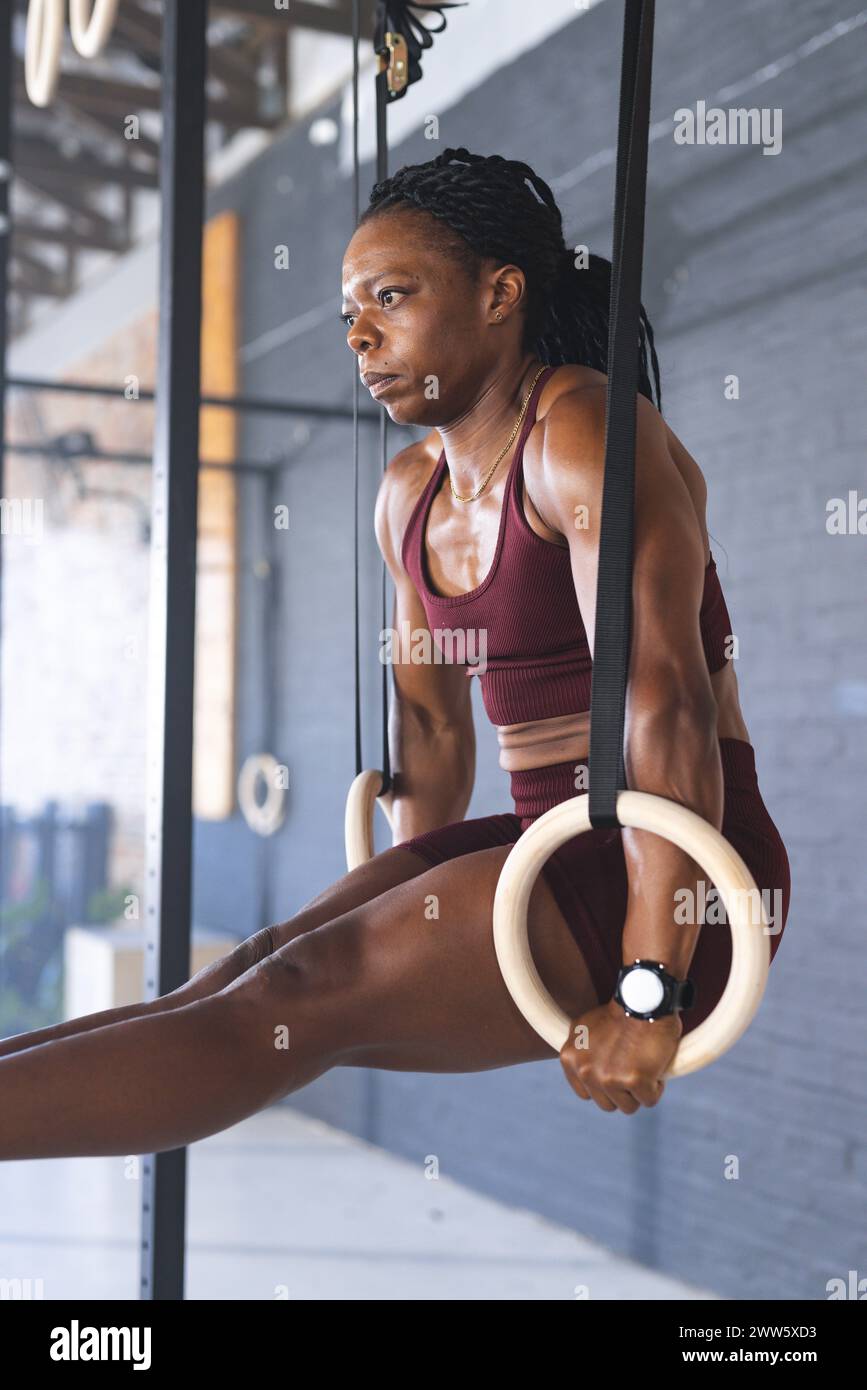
[358,146,662,411]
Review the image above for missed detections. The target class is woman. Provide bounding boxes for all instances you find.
[0,149,790,1158]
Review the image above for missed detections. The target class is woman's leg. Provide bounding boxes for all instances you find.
[0,926,275,1061]
[0,846,429,1060]
[0,844,599,1162]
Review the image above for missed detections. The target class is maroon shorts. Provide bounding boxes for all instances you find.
[396,738,790,1037]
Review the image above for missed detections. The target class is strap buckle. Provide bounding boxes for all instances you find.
[377,32,409,96]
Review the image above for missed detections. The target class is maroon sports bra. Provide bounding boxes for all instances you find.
[401,365,733,728]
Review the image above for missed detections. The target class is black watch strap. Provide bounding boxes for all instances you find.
[615,959,696,1018]
[671,975,696,1010]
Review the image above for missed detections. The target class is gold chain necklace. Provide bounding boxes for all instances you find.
[448,364,547,503]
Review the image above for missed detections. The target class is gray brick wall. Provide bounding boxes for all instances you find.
[197,0,867,1299]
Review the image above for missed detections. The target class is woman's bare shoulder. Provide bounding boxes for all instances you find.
[538,363,707,484]
[374,432,444,569]
[535,363,607,419]
[535,364,710,548]
[382,431,443,500]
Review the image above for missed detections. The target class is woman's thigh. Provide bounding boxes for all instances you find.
[269,845,438,949]
[149,846,429,1011]
[258,844,600,1074]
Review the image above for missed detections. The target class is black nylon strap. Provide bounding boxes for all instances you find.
[352,2,464,792]
[374,61,393,793]
[587,0,655,829]
[349,2,394,791]
[371,4,464,791]
[351,0,363,781]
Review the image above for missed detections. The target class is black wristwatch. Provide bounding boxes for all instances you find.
[614,959,696,1021]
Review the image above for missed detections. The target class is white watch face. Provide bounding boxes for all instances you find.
[621,967,666,1013]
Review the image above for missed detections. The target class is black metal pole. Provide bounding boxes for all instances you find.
[140,0,208,1303]
[4,374,381,423]
[4,442,303,475]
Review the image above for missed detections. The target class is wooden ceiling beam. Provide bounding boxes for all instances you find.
[14,69,278,129]
[210,0,374,40]
[9,254,69,298]
[56,98,161,165]
[115,3,256,95]
[11,218,125,254]
[15,171,118,237]
[15,135,159,190]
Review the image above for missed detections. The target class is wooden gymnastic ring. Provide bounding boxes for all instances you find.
[25,0,65,108]
[69,0,119,58]
[238,753,286,838]
[492,790,771,1079]
[345,769,394,870]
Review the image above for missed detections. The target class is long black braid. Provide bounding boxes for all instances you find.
[359,146,662,411]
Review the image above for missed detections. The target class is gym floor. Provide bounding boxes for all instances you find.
[0,1107,718,1302]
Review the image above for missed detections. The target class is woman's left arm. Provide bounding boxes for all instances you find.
[527,383,723,1113]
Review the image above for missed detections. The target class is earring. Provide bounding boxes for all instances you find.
[495,310,503,321]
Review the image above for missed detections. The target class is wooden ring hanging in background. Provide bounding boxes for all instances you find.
[345,769,394,870]
[69,0,120,59]
[24,0,65,108]
[25,0,120,107]
[238,753,287,838]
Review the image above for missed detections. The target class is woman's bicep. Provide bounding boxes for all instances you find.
[388,571,475,732]
[531,386,713,712]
